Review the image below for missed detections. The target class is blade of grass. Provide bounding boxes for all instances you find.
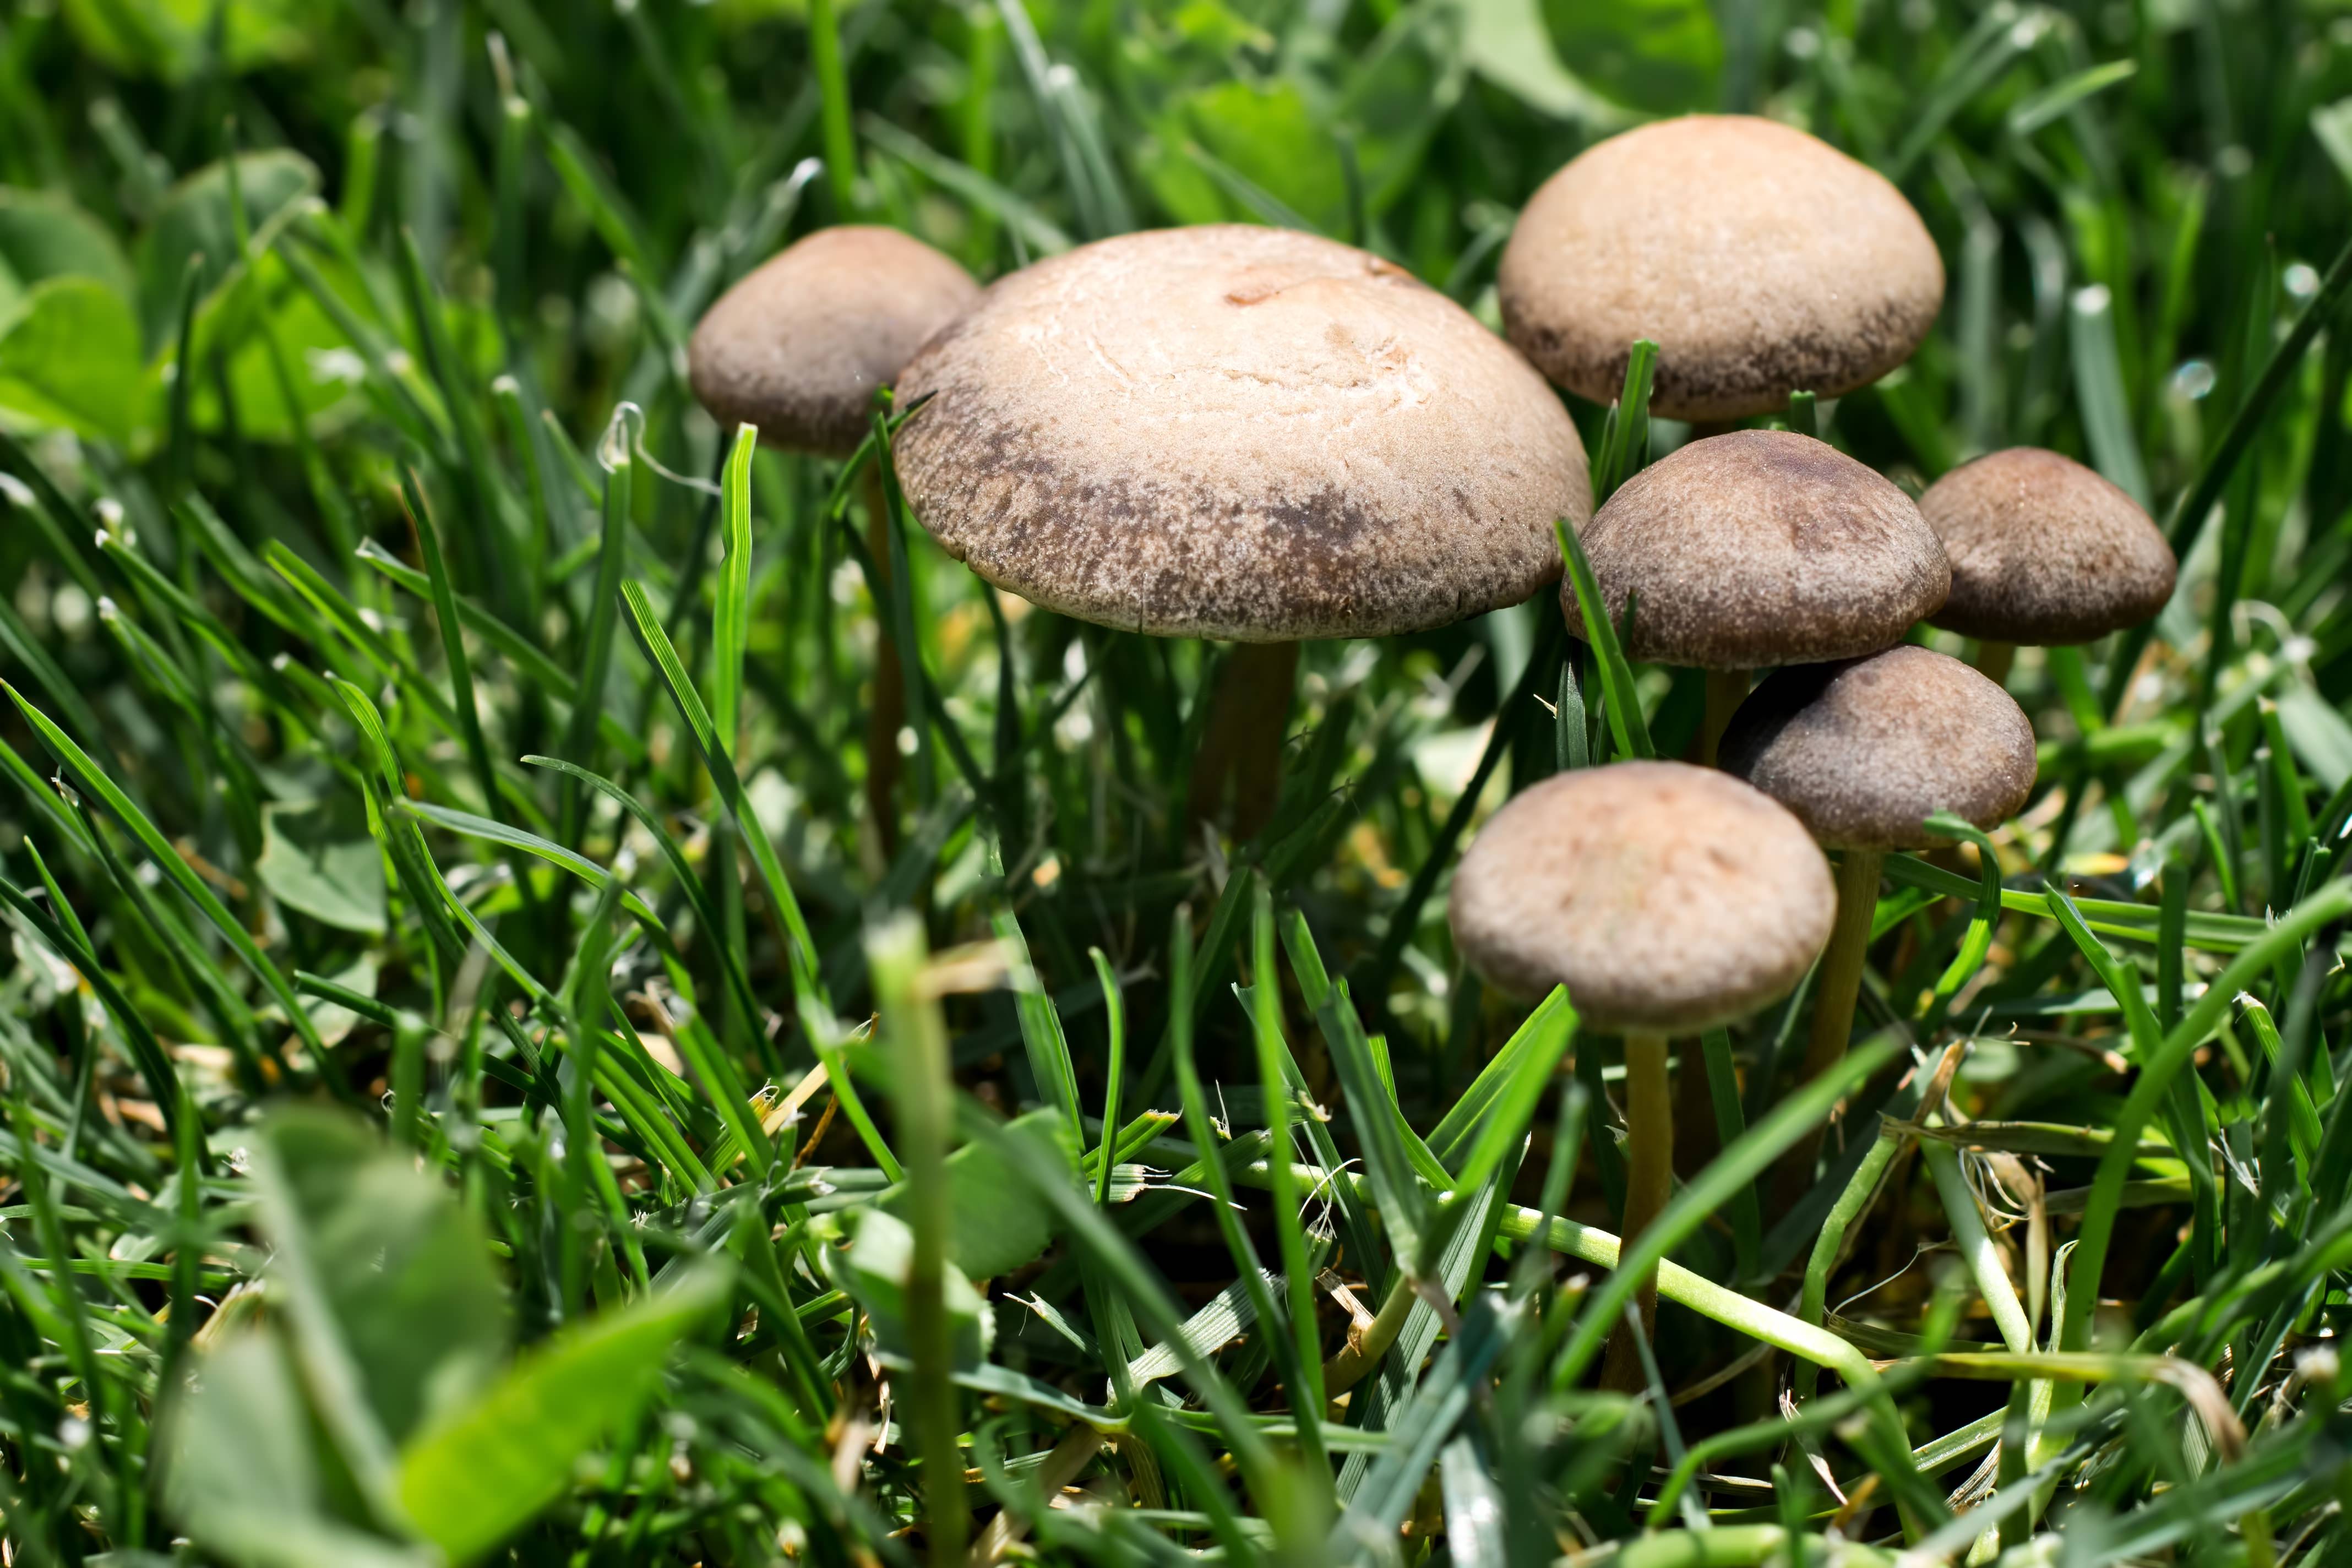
[3,683,351,1102]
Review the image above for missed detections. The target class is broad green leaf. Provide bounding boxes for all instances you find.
[0,277,148,442]
[2274,685,2352,791]
[0,187,135,302]
[301,953,382,1048]
[1330,1,1477,216]
[162,1331,436,1568]
[1541,0,1722,116]
[396,1266,732,1565]
[1174,81,1347,233]
[835,1206,993,1366]
[880,1107,1077,1280]
[187,247,378,441]
[252,1110,508,1448]
[1457,0,1635,126]
[258,797,389,933]
[135,150,318,346]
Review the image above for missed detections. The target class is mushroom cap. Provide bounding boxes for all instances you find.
[1447,760,1835,1032]
[1719,645,2037,851]
[688,226,980,458]
[1498,116,1945,421]
[893,225,1591,643]
[1918,448,2177,645]
[1562,430,1949,669]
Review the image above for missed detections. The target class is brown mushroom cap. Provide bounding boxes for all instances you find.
[1447,760,1835,1032]
[893,225,1591,643]
[1498,116,1944,421]
[1918,448,2177,645]
[1562,430,1949,669]
[688,226,980,458]
[1719,645,2037,851]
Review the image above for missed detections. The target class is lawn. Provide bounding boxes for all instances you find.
[2,0,2351,1564]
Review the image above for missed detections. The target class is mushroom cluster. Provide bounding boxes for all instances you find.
[1447,113,2180,1368]
[682,114,2184,1386]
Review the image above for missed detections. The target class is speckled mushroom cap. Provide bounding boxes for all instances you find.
[892,225,1591,642]
[1447,761,1835,1032]
[1918,448,2177,645]
[1498,116,1945,421]
[1562,430,1949,669]
[688,227,980,458]
[1719,645,2036,851]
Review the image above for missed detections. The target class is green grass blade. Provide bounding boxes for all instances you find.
[3,683,351,1102]
[1554,518,1653,761]
[711,422,758,754]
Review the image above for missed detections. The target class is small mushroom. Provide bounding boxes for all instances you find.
[1562,429,1950,762]
[896,224,1591,837]
[688,225,981,457]
[1917,448,2178,686]
[1718,645,2035,1199]
[1499,115,1944,422]
[1448,760,1834,1385]
[688,226,981,860]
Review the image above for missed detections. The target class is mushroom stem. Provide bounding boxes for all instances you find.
[1774,846,1883,1206]
[1604,1030,1674,1392]
[1185,641,1299,841]
[1700,668,1749,767]
[1975,640,2017,689]
[863,467,906,862]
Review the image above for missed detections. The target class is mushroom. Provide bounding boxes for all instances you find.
[894,224,1591,837]
[687,227,981,857]
[1916,448,2178,687]
[1499,115,1944,422]
[1718,645,2035,1199]
[1562,429,1950,763]
[689,225,981,457]
[1447,760,1834,1385]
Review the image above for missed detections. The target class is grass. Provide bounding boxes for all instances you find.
[2,0,2352,1564]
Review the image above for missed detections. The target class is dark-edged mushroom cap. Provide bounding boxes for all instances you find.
[893,225,1591,643]
[1719,645,2036,851]
[1918,448,2177,645]
[1562,430,1949,669]
[1498,115,1944,421]
[688,226,980,458]
[1447,760,1834,1032]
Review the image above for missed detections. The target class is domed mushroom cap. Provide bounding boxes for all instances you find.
[894,225,1591,643]
[1562,430,1948,669]
[688,227,980,458]
[1498,116,1944,421]
[1918,448,2177,645]
[1719,645,2036,851]
[1447,761,1834,1032]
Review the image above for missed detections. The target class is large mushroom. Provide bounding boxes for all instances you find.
[1719,644,2036,1199]
[1562,429,1951,762]
[893,224,1591,838]
[688,226,981,856]
[1916,448,2178,685]
[1448,760,1834,1386]
[1499,115,1944,422]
